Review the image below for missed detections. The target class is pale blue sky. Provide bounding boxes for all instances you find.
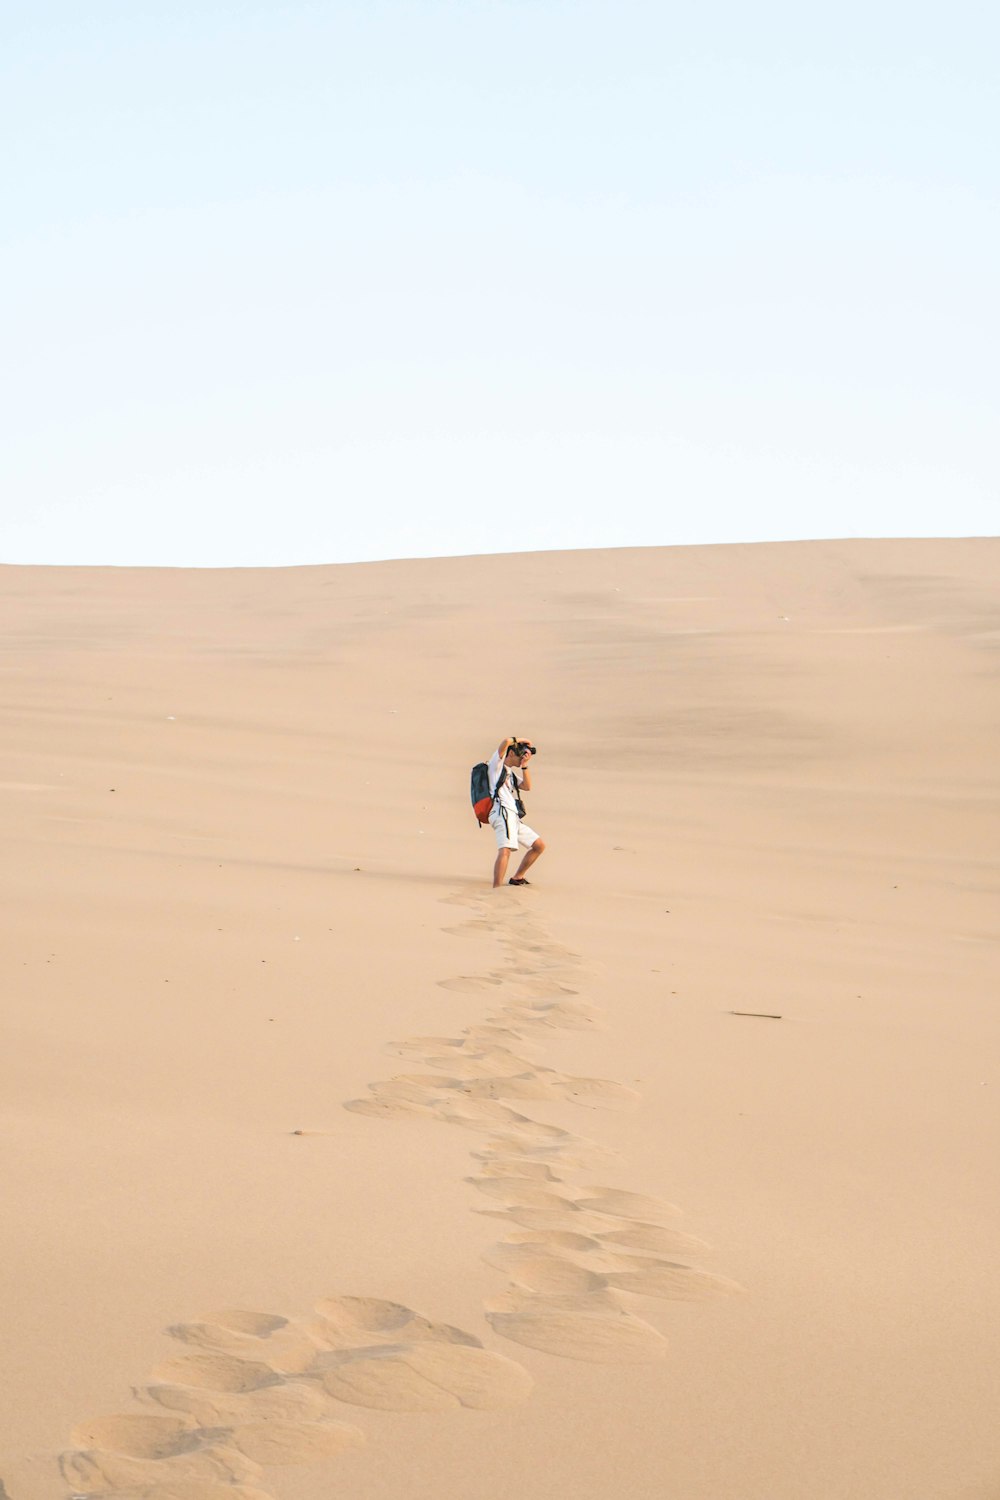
[2,0,997,565]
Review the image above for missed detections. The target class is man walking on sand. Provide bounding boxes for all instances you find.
[487,736,546,888]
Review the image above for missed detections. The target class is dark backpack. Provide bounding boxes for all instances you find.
[470,761,506,826]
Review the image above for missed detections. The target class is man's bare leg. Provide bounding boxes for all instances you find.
[512,838,546,882]
[493,847,513,888]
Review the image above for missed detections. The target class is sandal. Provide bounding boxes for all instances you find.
[508,878,531,886]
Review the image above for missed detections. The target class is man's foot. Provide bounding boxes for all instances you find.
[509,877,531,886]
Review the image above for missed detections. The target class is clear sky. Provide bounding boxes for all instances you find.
[2,0,997,566]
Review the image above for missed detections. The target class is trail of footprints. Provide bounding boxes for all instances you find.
[352,898,741,1367]
[39,1297,531,1500]
[28,894,738,1500]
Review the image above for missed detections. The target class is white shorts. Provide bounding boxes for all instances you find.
[489,805,540,852]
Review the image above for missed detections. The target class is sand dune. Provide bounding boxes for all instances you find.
[1,539,998,1500]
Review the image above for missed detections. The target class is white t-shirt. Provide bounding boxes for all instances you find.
[487,751,521,815]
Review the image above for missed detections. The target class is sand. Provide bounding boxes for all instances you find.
[1,538,998,1500]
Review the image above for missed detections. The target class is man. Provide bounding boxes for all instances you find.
[487,736,546,889]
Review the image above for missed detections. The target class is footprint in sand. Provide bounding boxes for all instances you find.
[61,1434,264,1494]
[165,1313,318,1372]
[146,1374,336,1426]
[503,961,583,982]
[468,1177,579,1210]
[513,977,581,999]
[474,1137,618,1175]
[308,1294,482,1349]
[600,1222,712,1254]
[316,1343,532,1412]
[482,1233,741,1301]
[572,1188,683,1224]
[304,1296,533,1411]
[478,1205,640,1236]
[507,1223,712,1258]
[68,1415,211,1461]
[494,998,600,1030]
[484,1288,668,1364]
[149,1352,283,1394]
[485,1252,609,1296]
[604,1260,744,1300]
[475,1158,561,1182]
[442,1100,574,1137]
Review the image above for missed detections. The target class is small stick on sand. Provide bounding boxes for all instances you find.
[730,1011,783,1020]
